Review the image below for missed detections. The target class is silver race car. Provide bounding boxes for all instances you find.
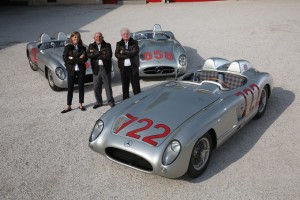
[89,57,273,179]
[132,24,187,77]
[26,32,115,91]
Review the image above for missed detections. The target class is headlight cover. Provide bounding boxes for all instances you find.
[179,54,187,66]
[89,120,104,142]
[55,67,66,80]
[162,140,181,165]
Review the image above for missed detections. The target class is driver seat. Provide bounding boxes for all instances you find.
[57,32,68,41]
[153,24,163,39]
[153,24,162,32]
[39,33,51,43]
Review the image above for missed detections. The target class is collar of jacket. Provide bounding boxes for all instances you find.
[68,43,83,50]
[119,37,134,45]
[93,40,107,46]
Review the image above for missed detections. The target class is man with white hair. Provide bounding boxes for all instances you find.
[115,28,141,100]
[87,32,115,108]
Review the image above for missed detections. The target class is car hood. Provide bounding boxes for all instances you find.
[140,39,175,51]
[139,40,182,64]
[112,82,220,146]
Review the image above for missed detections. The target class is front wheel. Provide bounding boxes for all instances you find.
[28,55,38,71]
[187,132,212,178]
[47,68,61,91]
[255,86,268,119]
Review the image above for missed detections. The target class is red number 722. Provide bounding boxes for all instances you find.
[114,113,171,146]
[235,83,260,117]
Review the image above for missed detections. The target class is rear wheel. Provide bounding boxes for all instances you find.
[255,86,268,119]
[47,68,61,91]
[187,132,212,178]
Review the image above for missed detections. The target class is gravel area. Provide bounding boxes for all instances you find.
[0,1,300,199]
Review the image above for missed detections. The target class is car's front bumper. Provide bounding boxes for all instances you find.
[89,129,191,179]
[52,72,94,89]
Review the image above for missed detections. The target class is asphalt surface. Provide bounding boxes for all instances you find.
[0,1,300,199]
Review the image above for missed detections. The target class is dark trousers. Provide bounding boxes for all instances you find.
[67,71,85,105]
[121,66,141,100]
[93,65,114,105]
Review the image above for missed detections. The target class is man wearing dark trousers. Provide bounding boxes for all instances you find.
[115,27,141,100]
[87,32,115,108]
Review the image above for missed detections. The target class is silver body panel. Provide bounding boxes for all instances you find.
[89,57,273,178]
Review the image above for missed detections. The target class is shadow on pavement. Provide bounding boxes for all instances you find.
[180,87,295,182]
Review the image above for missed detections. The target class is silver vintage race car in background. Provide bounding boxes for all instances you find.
[88,57,273,179]
[132,24,187,77]
[26,32,115,91]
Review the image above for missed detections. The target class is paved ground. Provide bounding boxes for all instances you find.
[0,1,300,199]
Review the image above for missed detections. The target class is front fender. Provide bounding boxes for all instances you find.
[38,52,68,88]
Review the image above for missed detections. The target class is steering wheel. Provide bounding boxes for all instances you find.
[207,77,229,88]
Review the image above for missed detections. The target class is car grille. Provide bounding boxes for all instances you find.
[144,66,174,74]
[74,74,93,84]
[106,147,153,172]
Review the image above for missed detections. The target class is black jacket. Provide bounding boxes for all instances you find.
[87,40,112,75]
[115,37,140,73]
[63,43,87,76]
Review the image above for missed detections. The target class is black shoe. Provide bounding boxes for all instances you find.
[93,104,102,109]
[61,108,71,113]
[79,106,86,111]
[108,102,115,107]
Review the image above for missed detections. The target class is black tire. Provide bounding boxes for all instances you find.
[254,86,268,119]
[47,68,61,91]
[187,132,212,178]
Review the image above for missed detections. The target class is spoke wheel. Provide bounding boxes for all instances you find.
[255,86,268,119]
[47,68,60,91]
[187,132,212,178]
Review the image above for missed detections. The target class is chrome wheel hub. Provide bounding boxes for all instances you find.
[192,138,210,170]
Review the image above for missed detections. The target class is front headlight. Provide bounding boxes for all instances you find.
[162,140,181,165]
[89,120,104,142]
[179,54,187,66]
[55,67,66,80]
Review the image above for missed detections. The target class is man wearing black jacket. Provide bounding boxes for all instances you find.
[115,28,141,100]
[87,32,115,108]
